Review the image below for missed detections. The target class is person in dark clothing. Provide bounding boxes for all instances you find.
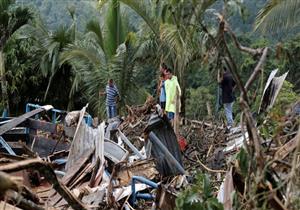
[218,67,236,131]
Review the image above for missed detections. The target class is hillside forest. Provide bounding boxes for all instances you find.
[0,0,298,120]
[1,0,300,210]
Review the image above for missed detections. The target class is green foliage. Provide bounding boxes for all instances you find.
[4,37,46,112]
[277,35,300,92]
[186,87,215,120]
[2,0,299,121]
[0,0,32,49]
[270,81,299,118]
[259,81,299,140]
[255,0,300,34]
[236,147,249,177]
[17,0,100,31]
[61,1,150,116]
[0,0,32,114]
[24,15,77,103]
[104,0,125,58]
[175,174,224,210]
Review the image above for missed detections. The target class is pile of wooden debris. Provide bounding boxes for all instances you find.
[0,99,185,210]
[0,90,299,210]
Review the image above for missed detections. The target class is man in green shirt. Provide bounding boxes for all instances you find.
[165,68,181,124]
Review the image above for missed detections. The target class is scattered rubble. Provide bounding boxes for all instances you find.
[0,80,299,210]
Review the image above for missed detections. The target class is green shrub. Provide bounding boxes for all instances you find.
[176,174,224,210]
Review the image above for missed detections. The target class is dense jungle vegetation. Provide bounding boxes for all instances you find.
[0,0,299,120]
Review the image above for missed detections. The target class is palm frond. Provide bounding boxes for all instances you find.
[110,39,147,107]
[104,0,125,58]
[119,0,159,37]
[80,63,109,116]
[60,42,104,67]
[9,7,32,34]
[134,38,158,60]
[0,0,32,49]
[85,19,105,52]
[0,0,13,12]
[255,0,300,33]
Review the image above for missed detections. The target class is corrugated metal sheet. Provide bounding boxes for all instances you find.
[65,106,105,171]
[259,69,288,113]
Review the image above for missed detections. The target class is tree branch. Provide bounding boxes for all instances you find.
[226,26,263,56]
[244,47,269,91]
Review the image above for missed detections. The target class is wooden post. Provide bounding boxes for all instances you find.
[174,88,180,136]
[206,101,212,118]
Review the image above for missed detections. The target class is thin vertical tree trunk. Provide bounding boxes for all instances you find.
[174,88,180,136]
[206,101,212,118]
[0,50,9,116]
[180,72,186,125]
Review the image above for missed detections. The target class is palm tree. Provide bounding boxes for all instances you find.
[21,8,78,110]
[102,0,217,118]
[61,0,149,117]
[0,0,31,116]
[255,0,300,33]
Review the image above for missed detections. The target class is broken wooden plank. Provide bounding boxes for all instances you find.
[0,105,53,136]
[48,148,94,205]
[114,159,158,187]
[93,162,105,187]
[0,158,43,172]
[63,148,94,185]
[0,201,22,210]
[50,162,95,208]
[69,162,95,189]
[89,157,100,187]
[19,141,37,158]
[274,136,297,161]
[0,152,26,161]
[0,158,87,210]
[47,150,69,162]
[0,171,40,206]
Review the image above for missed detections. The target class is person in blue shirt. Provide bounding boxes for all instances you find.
[158,63,168,111]
[100,79,120,118]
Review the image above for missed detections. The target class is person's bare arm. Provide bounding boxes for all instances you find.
[99,91,106,96]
